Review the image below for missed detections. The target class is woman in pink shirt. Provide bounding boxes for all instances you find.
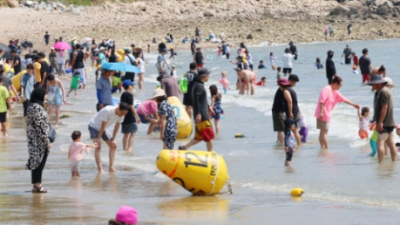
[315,75,359,149]
[137,92,161,135]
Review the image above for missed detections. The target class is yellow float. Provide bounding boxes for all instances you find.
[11,70,26,94]
[156,150,231,196]
[168,96,192,139]
[290,188,304,197]
[3,63,13,75]
[116,49,124,56]
[116,53,123,62]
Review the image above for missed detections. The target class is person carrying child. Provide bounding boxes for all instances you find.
[68,131,96,177]
[209,85,224,134]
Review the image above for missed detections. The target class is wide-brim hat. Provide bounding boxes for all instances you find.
[383,77,395,87]
[367,75,388,85]
[277,78,290,86]
[153,89,166,98]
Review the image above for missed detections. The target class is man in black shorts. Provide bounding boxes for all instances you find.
[183,62,198,119]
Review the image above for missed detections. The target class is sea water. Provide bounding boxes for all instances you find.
[1,39,400,224]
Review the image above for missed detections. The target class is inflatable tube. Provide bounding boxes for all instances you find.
[134,100,141,110]
[168,96,193,138]
[11,70,26,94]
[117,49,124,56]
[290,188,304,197]
[4,63,14,76]
[116,53,123,62]
[156,150,231,196]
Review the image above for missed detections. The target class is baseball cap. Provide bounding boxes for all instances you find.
[122,80,135,89]
[115,206,138,225]
[198,68,211,77]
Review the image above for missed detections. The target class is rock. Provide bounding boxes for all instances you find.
[173,7,180,14]
[329,5,350,16]
[256,28,262,32]
[203,11,214,17]
[247,34,253,39]
[23,0,33,7]
[392,0,400,6]
[385,0,394,8]
[57,2,66,9]
[376,4,390,15]
[7,0,18,8]
[348,1,363,9]
[375,0,388,6]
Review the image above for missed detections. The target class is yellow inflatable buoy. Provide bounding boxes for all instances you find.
[235,133,245,138]
[3,63,13,74]
[156,150,231,196]
[11,70,26,94]
[290,188,304,197]
[116,53,123,62]
[117,49,124,56]
[168,96,193,139]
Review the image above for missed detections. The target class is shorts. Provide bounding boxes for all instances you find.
[23,100,30,117]
[0,112,6,123]
[74,68,86,85]
[194,119,215,142]
[345,58,351,64]
[138,113,153,124]
[283,68,292,74]
[88,125,110,141]
[70,161,82,172]
[272,111,285,132]
[362,74,370,83]
[359,129,369,139]
[121,123,138,134]
[285,148,293,161]
[316,119,329,130]
[183,93,193,106]
[197,64,204,68]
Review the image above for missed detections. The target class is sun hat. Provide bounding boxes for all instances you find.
[99,47,106,51]
[153,89,166,98]
[122,80,135,89]
[115,206,138,225]
[367,75,388,85]
[198,68,211,77]
[277,78,290,86]
[383,77,395,88]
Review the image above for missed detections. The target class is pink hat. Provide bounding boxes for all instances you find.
[116,206,137,225]
[277,78,290,86]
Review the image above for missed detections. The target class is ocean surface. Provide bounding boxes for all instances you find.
[1,39,400,224]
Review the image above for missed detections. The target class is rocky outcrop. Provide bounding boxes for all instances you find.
[329,0,400,20]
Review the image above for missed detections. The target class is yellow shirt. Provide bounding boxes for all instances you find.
[0,86,9,113]
[34,62,41,83]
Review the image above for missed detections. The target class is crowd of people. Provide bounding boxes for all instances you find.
[0,28,396,224]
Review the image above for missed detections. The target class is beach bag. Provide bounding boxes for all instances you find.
[179,77,188,94]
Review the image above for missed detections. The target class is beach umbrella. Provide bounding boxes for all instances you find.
[81,37,92,44]
[101,62,141,73]
[0,43,12,60]
[53,41,72,50]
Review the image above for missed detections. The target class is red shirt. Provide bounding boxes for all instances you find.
[353,55,359,66]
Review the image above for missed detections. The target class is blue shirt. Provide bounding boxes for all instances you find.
[96,76,112,105]
[98,52,107,65]
[21,73,35,100]
[156,54,165,69]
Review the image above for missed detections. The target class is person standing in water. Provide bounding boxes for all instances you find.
[272,79,291,144]
[287,75,302,146]
[71,44,86,89]
[315,75,359,149]
[183,62,198,119]
[282,48,293,77]
[341,45,352,65]
[179,68,215,151]
[359,48,372,83]
[368,75,396,163]
[325,50,336,84]
[193,47,205,70]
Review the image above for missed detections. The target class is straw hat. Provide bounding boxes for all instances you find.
[383,77,395,88]
[153,89,165,98]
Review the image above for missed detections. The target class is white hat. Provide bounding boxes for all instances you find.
[153,89,165,98]
[99,47,106,51]
[383,77,395,88]
[50,47,55,50]
[94,48,99,52]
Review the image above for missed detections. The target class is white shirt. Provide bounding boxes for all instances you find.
[89,106,124,131]
[282,53,293,68]
[138,58,145,73]
[56,51,65,64]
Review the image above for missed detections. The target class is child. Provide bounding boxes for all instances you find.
[352,65,359,75]
[350,52,358,66]
[369,123,378,157]
[258,60,267,69]
[217,46,222,56]
[170,66,177,78]
[68,131,96,177]
[120,80,141,151]
[219,71,231,94]
[357,107,370,140]
[256,76,267,86]
[269,52,277,70]
[169,47,176,60]
[315,57,324,69]
[276,67,282,80]
[298,112,308,143]
[284,118,296,167]
[0,77,11,137]
[67,71,81,97]
[209,85,224,135]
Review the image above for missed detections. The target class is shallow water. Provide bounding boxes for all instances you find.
[1,39,400,224]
